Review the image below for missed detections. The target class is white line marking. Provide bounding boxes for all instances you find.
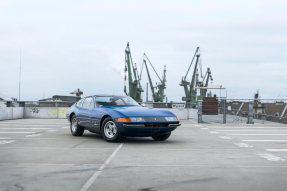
[194,125,202,127]
[208,127,287,129]
[257,154,285,161]
[62,126,69,128]
[209,131,218,134]
[217,130,287,132]
[201,128,209,130]
[0,122,68,124]
[0,137,11,139]
[0,140,15,144]
[0,128,52,130]
[228,134,287,136]
[234,143,253,147]
[46,130,57,132]
[26,134,42,137]
[266,149,287,152]
[0,125,62,126]
[219,136,233,140]
[79,143,124,191]
[243,140,287,142]
[0,132,36,134]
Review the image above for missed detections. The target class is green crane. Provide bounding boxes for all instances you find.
[180,47,213,107]
[143,53,166,102]
[180,47,201,107]
[124,42,143,102]
[200,67,213,98]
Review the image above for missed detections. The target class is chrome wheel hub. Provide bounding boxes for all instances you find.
[104,121,117,138]
[72,118,77,133]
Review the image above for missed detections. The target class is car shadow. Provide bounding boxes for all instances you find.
[78,132,183,144]
[123,137,181,144]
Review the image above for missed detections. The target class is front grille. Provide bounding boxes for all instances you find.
[144,123,168,127]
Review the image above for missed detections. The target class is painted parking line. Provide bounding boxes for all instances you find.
[0,140,15,144]
[201,128,209,130]
[219,136,233,140]
[209,131,218,134]
[0,122,69,124]
[243,140,287,142]
[0,137,11,139]
[227,134,287,136]
[46,130,57,132]
[257,154,285,161]
[0,125,63,126]
[0,128,52,130]
[217,130,287,132]
[208,127,287,129]
[266,149,287,152]
[62,126,69,129]
[234,143,253,148]
[79,143,124,191]
[26,134,42,137]
[0,132,36,134]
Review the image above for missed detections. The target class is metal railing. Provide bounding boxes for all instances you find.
[0,100,77,107]
[198,98,287,124]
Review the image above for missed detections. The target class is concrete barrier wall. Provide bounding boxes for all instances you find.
[159,108,188,120]
[189,108,198,119]
[1,107,198,120]
[0,107,24,120]
[24,107,69,118]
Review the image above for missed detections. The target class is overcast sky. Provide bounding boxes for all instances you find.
[0,0,286,102]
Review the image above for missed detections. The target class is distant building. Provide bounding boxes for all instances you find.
[0,92,15,107]
[38,88,83,107]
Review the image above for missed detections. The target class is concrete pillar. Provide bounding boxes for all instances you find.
[6,101,12,107]
[19,102,25,107]
[223,99,226,124]
[261,114,265,124]
[247,101,254,124]
[198,100,202,123]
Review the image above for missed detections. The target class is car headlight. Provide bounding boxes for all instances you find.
[129,117,145,122]
[165,117,180,121]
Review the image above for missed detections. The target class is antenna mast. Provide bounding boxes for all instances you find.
[19,47,21,101]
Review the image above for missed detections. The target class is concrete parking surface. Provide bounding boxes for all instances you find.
[0,119,287,191]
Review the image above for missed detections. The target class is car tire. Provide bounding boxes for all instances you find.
[101,117,124,142]
[70,115,84,136]
[152,132,171,141]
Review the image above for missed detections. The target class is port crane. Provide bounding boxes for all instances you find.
[124,42,143,102]
[180,47,213,107]
[143,53,166,102]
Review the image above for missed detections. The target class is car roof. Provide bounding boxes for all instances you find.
[93,94,126,97]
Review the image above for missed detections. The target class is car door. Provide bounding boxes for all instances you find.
[91,96,106,132]
[78,97,93,128]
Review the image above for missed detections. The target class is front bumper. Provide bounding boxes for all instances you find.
[123,123,181,128]
[117,122,181,137]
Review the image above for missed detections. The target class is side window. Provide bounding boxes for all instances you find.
[82,97,93,108]
[76,99,84,107]
[89,97,95,108]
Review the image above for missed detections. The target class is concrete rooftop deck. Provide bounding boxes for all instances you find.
[0,119,287,191]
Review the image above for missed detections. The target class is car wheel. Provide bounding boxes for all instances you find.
[70,115,84,136]
[152,132,171,141]
[101,117,123,142]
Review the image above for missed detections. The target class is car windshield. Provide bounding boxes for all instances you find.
[95,96,139,107]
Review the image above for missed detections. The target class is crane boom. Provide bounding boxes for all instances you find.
[144,60,155,100]
[144,53,162,83]
[124,42,143,102]
[184,47,199,81]
[189,54,200,96]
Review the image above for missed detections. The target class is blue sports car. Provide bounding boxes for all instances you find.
[66,95,181,142]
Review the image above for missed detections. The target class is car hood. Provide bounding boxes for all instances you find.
[108,106,174,117]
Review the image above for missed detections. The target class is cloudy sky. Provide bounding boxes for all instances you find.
[0,0,286,102]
